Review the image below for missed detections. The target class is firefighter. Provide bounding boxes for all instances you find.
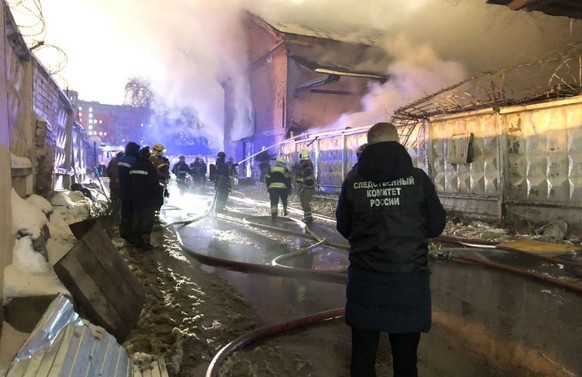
[117,142,140,242]
[215,151,231,213]
[295,149,315,224]
[129,147,162,250]
[190,157,207,187]
[149,143,170,220]
[172,155,192,195]
[266,156,292,222]
[256,146,272,183]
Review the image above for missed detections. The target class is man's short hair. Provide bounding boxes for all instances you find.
[367,122,399,144]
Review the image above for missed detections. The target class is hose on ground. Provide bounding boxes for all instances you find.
[205,308,345,377]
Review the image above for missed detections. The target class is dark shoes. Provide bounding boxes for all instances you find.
[283,209,288,216]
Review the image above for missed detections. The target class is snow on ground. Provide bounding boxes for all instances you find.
[3,181,582,377]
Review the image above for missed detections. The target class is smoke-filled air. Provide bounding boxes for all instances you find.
[39,0,581,146]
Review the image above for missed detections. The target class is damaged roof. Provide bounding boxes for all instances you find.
[393,42,582,120]
[487,0,582,19]
[246,12,391,79]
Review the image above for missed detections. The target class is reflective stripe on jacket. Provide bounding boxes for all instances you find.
[266,166,291,190]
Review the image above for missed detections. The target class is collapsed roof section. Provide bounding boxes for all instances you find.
[487,0,582,20]
[393,42,582,122]
[245,11,391,81]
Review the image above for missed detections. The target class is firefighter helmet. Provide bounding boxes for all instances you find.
[217,151,226,159]
[300,149,309,160]
[277,156,286,165]
[152,143,165,157]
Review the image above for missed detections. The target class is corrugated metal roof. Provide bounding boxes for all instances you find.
[487,0,582,19]
[6,294,133,377]
[269,20,382,46]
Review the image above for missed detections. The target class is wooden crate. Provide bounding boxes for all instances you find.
[54,221,145,342]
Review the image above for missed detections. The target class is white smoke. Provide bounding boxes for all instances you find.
[38,0,580,146]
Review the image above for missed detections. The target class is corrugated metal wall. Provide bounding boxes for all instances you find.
[32,60,75,194]
[428,110,502,219]
[277,95,582,225]
[501,97,582,224]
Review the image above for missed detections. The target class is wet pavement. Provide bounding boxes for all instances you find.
[162,184,582,377]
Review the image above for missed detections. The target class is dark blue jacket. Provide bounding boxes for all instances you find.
[117,142,140,200]
[336,141,446,333]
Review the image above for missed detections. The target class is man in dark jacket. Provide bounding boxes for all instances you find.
[129,147,162,250]
[117,142,140,241]
[106,151,124,226]
[336,122,446,377]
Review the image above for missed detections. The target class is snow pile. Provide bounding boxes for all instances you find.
[25,194,53,215]
[50,190,92,224]
[11,189,48,239]
[2,190,95,300]
[12,237,50,274]
[10,152,32,169]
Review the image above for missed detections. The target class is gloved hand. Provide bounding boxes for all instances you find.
[164,189,170,198]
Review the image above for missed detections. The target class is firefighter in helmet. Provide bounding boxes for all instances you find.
[295,149,315,224]
[149,143,170,220]
[265,156,292,222]
[214,151,231,212]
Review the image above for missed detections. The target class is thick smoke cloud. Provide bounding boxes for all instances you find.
[40,0,580,147]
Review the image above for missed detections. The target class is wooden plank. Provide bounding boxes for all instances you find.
[84,222,145,303]
[53,222,144,342]
[54,252,128,339]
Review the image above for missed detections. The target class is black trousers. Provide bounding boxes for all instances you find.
[351,328,420,377]
[119,198,134,239]
[269,188,288,216]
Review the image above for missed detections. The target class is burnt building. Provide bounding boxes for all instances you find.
[227,12,391,168]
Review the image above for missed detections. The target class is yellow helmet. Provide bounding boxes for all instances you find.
[152,143,165,156]
[300,149,309,160]
[277,156,286,165]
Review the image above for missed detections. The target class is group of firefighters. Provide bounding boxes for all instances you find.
[106,142,318,250]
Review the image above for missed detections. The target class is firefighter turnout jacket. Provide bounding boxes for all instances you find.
[296,159,315,188]
[266,165,292,191]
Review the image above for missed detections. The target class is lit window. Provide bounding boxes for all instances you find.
[89,107,93,112]
[89,113,93,118]
[99,132,103,136]
[88,125,93,130]
[104,132,107,136]
[78,106,82,111]
[99,120,103,124]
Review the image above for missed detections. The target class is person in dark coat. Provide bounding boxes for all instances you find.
[190,157,207,187]
[335,122,446,377]
[117,142,140,241]
[214,151,231,213]
[172,155,192,194]
[129,146,162,250]
[106,151,124,227]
